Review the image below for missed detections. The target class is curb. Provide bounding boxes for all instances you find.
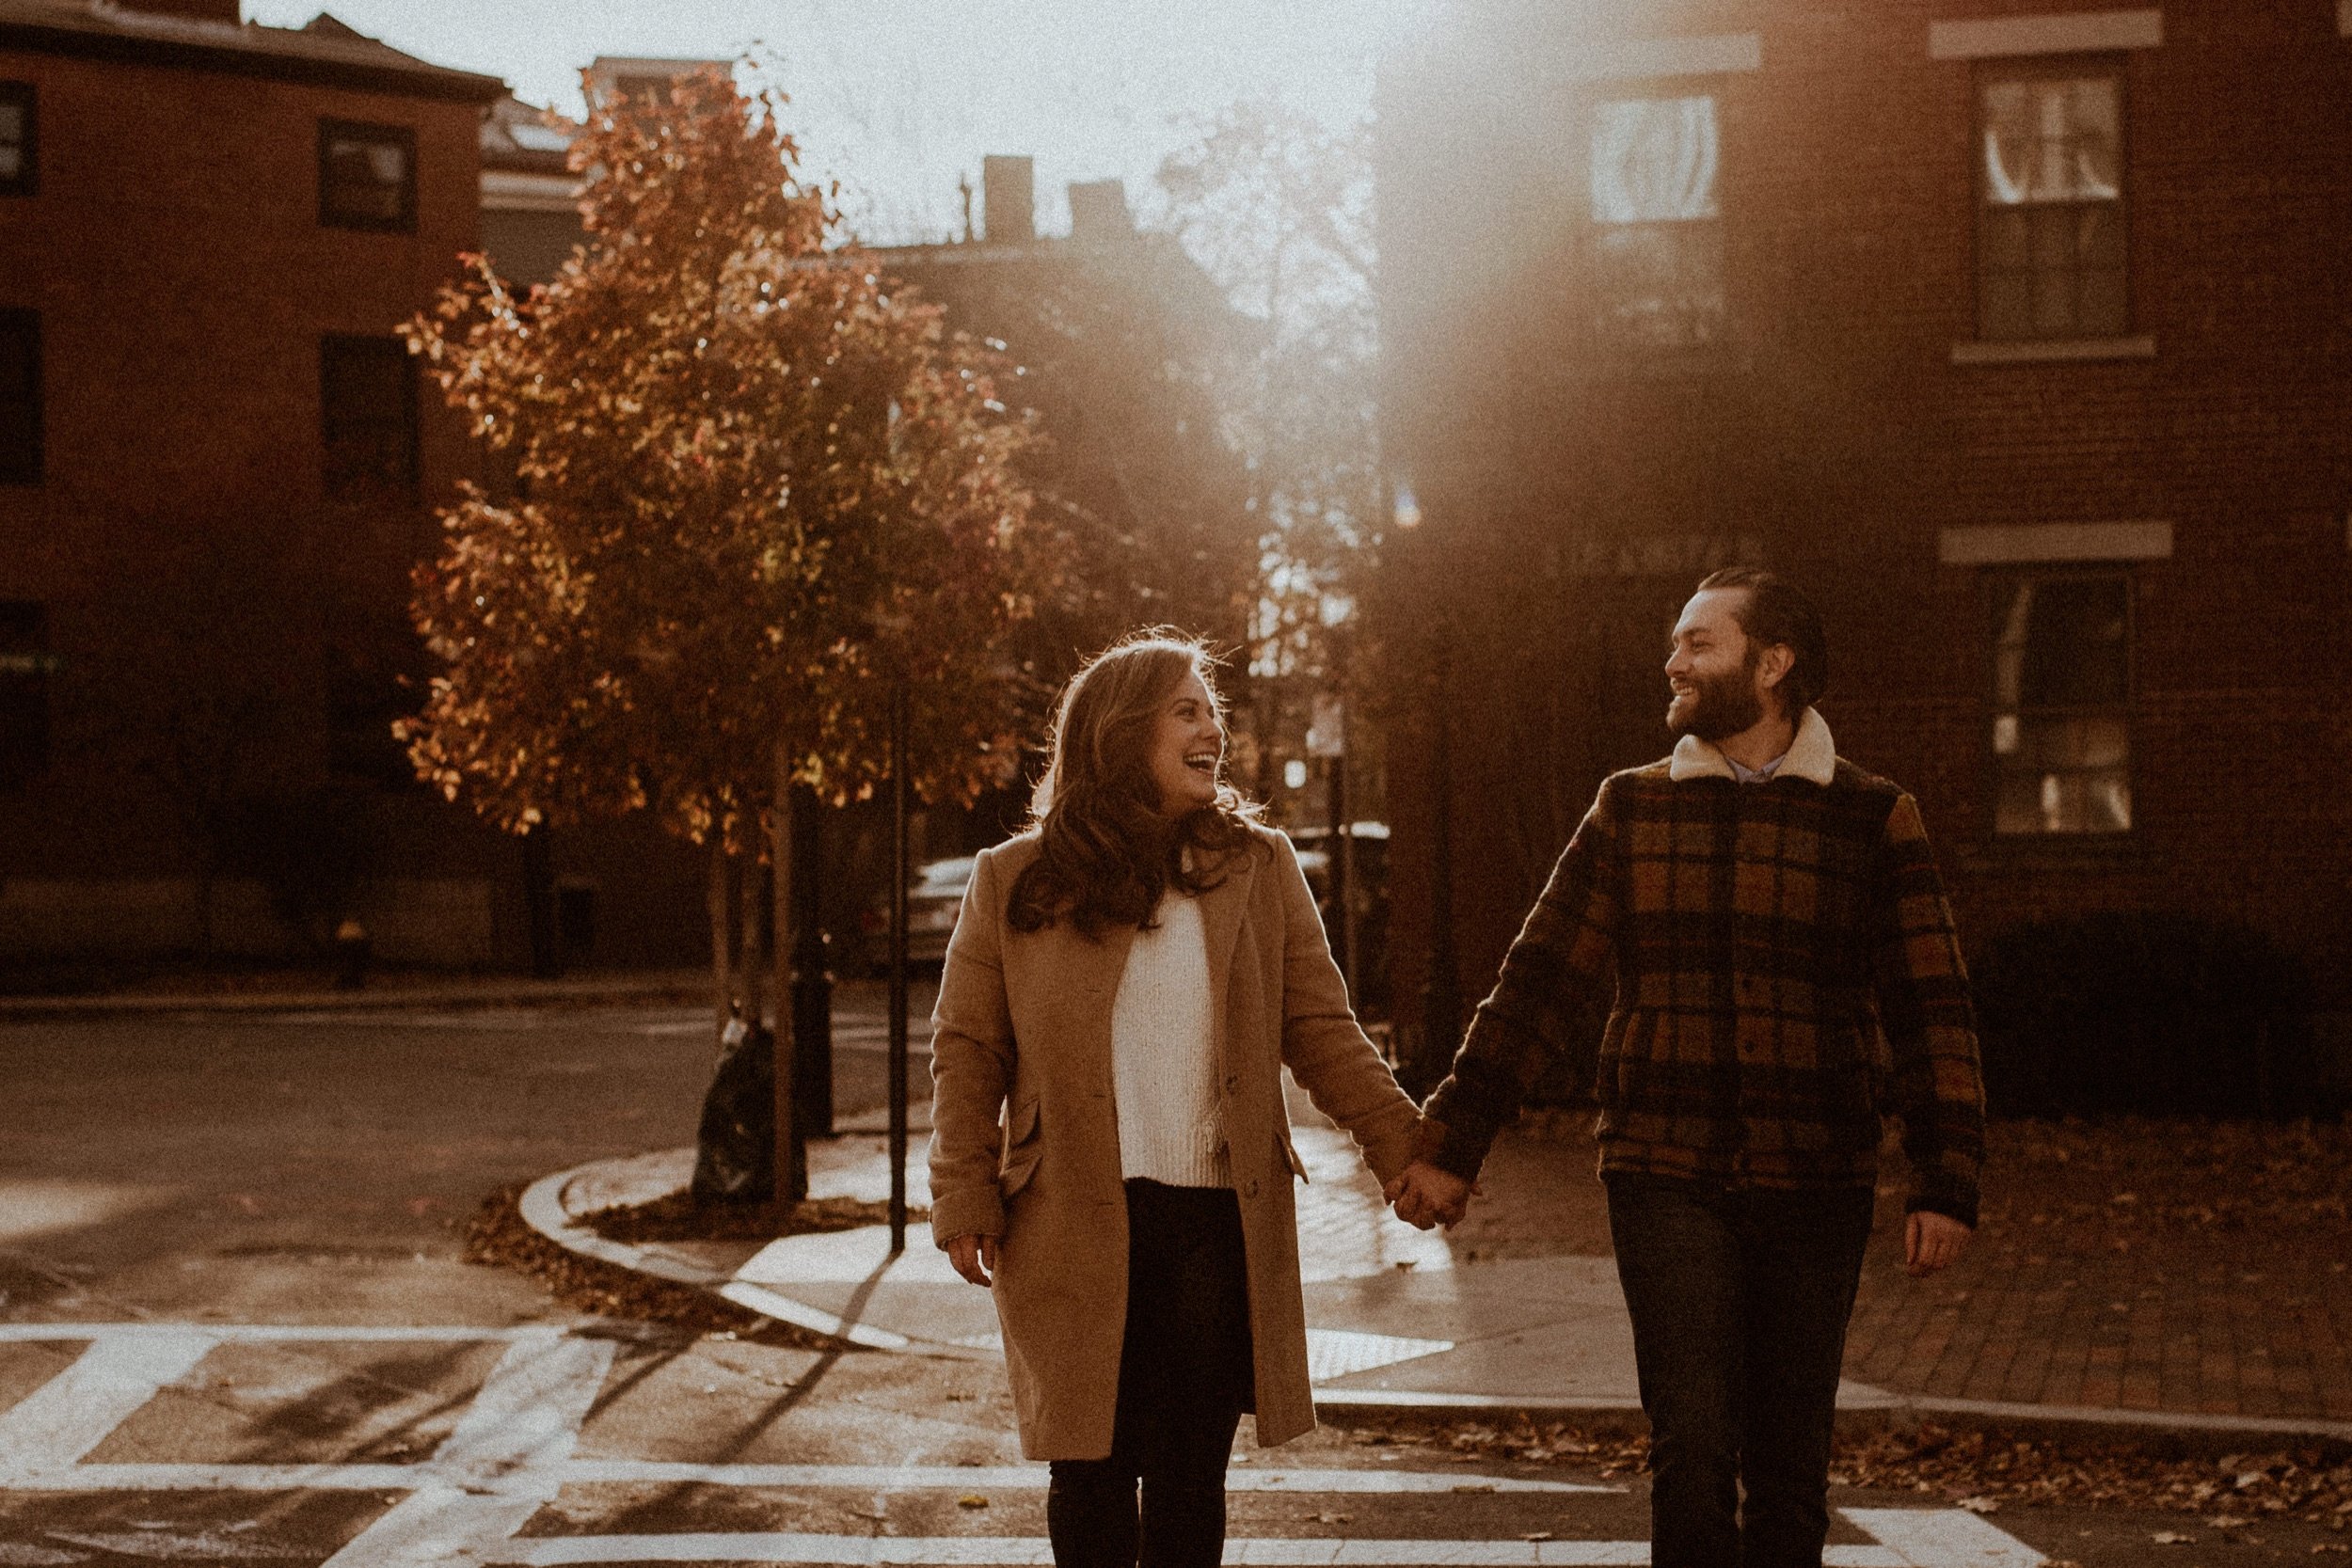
[0,973,707,1021]
[517,1157,2352,1458]
[1307,1390,2352,1458]
[517,1165,930,1354]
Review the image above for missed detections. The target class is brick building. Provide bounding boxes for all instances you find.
[0,2,552,969]
[1375,2,2352,1072]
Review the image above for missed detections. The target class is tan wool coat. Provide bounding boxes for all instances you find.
[927,822,1422,1460]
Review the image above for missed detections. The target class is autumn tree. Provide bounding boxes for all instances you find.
[403,71,1053,1196]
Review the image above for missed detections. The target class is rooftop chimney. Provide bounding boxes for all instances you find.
[981,155,1035,245]
[1068,179,1135,242]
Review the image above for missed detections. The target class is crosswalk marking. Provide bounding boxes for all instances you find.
[1843,1509,2044,1568]
[0,1461,1614,1496]
[0,1323,2046,1568]
[437,1331,615,1491]
[495,1533,1942,1566]
[0,1329,215,1482]
[317,1330,615,1568]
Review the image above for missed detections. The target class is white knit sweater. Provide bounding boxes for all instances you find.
[1109,892,1230,1187]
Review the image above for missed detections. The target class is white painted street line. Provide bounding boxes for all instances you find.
[437,1330,616,1492]
[0,1323,549,1343]
[321,1486,547,1568]
[320,1331,614,1568]
[494,1529,1938,1566]
[1842,1509,2047,1567]
[0,1328,214,1481]
[5,1460,1615,1496]
[8,1462,425,1491]
[549,1463,1617,1496]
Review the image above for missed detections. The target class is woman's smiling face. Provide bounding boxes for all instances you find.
[1145,666,1226,816]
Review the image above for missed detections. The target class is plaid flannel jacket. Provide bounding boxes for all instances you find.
[1423,724,1987,1226]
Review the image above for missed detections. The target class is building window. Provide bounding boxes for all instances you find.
[321,335,418,499]
[0,82,35,198]
[326,632,421,786]
[1977,66,2127,341]
[1589,94,1725,351]
[0,309,40,486]
[319,119,416,232]
[1990,574,2131,835]
[0,601,51,790]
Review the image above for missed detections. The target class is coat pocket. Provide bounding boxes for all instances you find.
[1276,1125,1311,1183]
[999,1094,1042,1197]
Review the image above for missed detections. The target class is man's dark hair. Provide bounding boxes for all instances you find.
[1694,567,1829,716]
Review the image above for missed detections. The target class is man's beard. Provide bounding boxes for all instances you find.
[1667,660,1765,742]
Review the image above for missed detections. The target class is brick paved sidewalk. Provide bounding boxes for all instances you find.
[1465,1114,2352,1426]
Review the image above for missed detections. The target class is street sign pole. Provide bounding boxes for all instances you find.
[887,677,912,1254]
[1307,694,1355,987]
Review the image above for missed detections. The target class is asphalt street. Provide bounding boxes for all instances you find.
[0,1001,2339,1564]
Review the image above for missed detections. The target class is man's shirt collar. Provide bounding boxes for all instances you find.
[1669,706,1838,785]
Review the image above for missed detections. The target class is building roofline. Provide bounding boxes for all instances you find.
[0,5,507,104]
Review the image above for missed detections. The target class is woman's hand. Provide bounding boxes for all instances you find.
[1385,1161,1476,1230]
[946,1233,1000,1288]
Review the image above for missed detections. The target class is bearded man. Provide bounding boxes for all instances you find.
[1390,567,1986,1568]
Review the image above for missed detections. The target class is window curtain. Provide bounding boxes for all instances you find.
[1591,96,1719,224]
[1981,78,2120,206]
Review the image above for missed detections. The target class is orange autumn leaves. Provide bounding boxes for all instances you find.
[403,71,1058,852]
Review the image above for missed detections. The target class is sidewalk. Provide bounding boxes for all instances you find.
[523,1104,2352,1452]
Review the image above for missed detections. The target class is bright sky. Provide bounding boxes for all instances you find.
[243,0,1439,245]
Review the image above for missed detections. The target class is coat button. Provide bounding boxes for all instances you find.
[1223,1073,1240,1093]
[1244,1180,1260,1198]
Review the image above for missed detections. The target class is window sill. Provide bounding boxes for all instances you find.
[1950,336,2156,366]
[1952,834,2156,875]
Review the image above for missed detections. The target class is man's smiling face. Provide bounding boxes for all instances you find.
[1664,588,1770,742]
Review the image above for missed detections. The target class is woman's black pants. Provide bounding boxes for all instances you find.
[1046,1178,1253,1568]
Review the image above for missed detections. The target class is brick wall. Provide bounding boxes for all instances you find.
[0,41,523,959]
[1377,0,2352,1045]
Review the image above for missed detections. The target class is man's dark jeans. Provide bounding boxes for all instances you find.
[1605,1173,1877,1568]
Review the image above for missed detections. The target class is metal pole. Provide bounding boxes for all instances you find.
[1334,758,1359,989]
[887,677,912,1254]
[791,786,834,1138]
[1417,623,1463,1094]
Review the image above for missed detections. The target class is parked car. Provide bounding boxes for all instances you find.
[1285,821,1390,1015]
[858,854,976,973]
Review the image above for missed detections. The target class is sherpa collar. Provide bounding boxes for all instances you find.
[1669,706,1837,786]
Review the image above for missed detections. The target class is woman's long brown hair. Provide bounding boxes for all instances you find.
[1006,631,1262,938]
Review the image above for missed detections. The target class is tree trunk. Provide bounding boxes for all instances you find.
[741,849,769,1033]
[771,742,806,1203]
[707,840,737,1042]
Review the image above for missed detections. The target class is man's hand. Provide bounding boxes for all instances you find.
[946,1234,1000,1288]
[1903,1211,1972,1276]
[1384,1161,1476,1230]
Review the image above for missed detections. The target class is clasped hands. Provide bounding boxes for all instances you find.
[1386,1160,1476,1231]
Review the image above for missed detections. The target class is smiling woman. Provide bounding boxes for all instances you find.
[927,627,1426,1568]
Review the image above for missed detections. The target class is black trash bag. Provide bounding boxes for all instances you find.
[691,1016,775,1205]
